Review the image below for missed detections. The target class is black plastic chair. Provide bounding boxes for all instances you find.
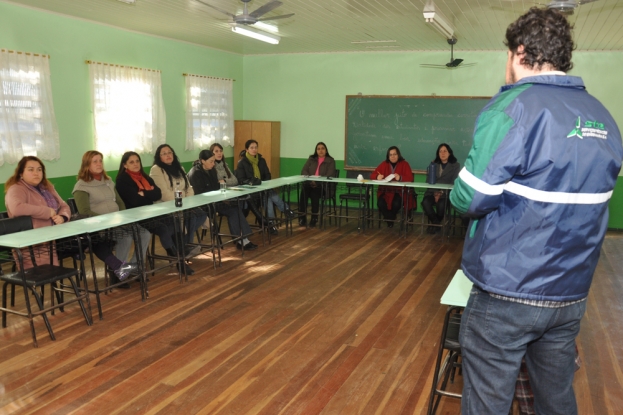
[0,216,93,347]
[315,169,339,228]
[339,170,372,227]
[427,306,463,415]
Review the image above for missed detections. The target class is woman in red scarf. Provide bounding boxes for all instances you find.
[370,146,416,228]
[114,151,188,273]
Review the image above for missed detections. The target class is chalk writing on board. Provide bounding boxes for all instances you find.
[345,95,490,170]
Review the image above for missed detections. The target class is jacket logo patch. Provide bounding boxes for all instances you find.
[567,116,608,140]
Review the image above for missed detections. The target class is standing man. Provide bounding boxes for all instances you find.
[450,7,622,415]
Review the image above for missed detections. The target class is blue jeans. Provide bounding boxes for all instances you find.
[459,285,585,415]
[264,190,289,219]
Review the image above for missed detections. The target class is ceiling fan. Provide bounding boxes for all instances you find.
[194,0,294,25]
[420,38,476,69]
[547,0,599,15]
[501,0,600,16]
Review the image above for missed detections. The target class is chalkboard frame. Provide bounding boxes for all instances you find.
[344,95,491,173]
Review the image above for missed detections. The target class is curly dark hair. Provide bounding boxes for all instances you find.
[504,7,574,72]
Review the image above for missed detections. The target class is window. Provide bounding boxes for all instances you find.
[88,61,166,156]
[185,75,234,150]
[0,49,59,166]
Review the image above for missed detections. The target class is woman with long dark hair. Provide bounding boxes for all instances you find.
[150,144,206,258]
[209,143,238,187]
[421,143,460,233]
[370,146,415,227]
[299,142,336,227]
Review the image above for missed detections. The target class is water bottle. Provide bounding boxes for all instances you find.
[426,162,437,185]
[174,181,183,207]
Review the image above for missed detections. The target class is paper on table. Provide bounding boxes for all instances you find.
[372,174,395,183]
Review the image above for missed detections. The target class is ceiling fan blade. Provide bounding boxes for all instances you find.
[578,0,600,4]
[250,1,283,19]
[194,0,236,18]
[420,64,448,68]
[257,13,295,22]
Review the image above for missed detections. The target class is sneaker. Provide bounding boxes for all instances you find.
[237,241,258,251]
[114,262,137,281]
[269,226,278,235]
[108,270,131,288]
[309,217,318,228]
[184,245,201,258]
[286,209,297,219]
[299,217,307,227]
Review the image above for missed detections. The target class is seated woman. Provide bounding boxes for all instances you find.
[72,150,151,285]
[299,142,336,227]
[235,139,295,235]
[4,156,133,281]
[370,146,415,228]
[188,149,258,251]
[115,151,194,275]
[149,144,206,258]
[210,143,239,188]
[421,143,460,233]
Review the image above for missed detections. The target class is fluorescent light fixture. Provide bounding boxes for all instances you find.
[351,40,397,44]
[231,24,280,44]
[253,21,279,33]
[116,0,136,4]
[423,0,454,39]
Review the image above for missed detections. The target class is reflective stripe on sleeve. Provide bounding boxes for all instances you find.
[504,181,613,204]
[459,168,613,205]
[458,168,505,196]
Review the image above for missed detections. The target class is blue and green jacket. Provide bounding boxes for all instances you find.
[451,74,623,302]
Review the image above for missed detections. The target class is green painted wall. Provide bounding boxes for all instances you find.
[0,1,243,184]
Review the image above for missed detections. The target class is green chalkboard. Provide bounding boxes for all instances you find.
[345,95,490,171]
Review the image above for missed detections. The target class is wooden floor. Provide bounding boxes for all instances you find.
[0,222,622,414]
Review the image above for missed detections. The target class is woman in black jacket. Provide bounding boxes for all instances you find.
[115,151,193,273]
[188,149,257,251]
[236,139,295,235]
[421,143,461,233]
[298,142,337,227]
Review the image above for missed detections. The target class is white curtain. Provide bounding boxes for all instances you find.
[185,76,234,150]
[89,62,166,156]
[0,50,60,166]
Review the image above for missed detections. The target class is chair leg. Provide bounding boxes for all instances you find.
[2,282,8,328]
[67,276,93,326]
[29,286,54,343]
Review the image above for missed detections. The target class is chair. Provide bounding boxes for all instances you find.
[427,306,463,415]
[339,170,372,227]
[317,169,340,228]
[0,216,93,347]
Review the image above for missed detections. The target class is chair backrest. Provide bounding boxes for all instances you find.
[0,216,33,236]
[333,169,340,179]
[67,198,79,215]
[345,170,360,179]
[0,211,9,219]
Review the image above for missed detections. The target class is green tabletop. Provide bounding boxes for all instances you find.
[0,176,308,249]
[440,269,473,307]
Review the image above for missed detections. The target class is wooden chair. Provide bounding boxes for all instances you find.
[0,216,93,347]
